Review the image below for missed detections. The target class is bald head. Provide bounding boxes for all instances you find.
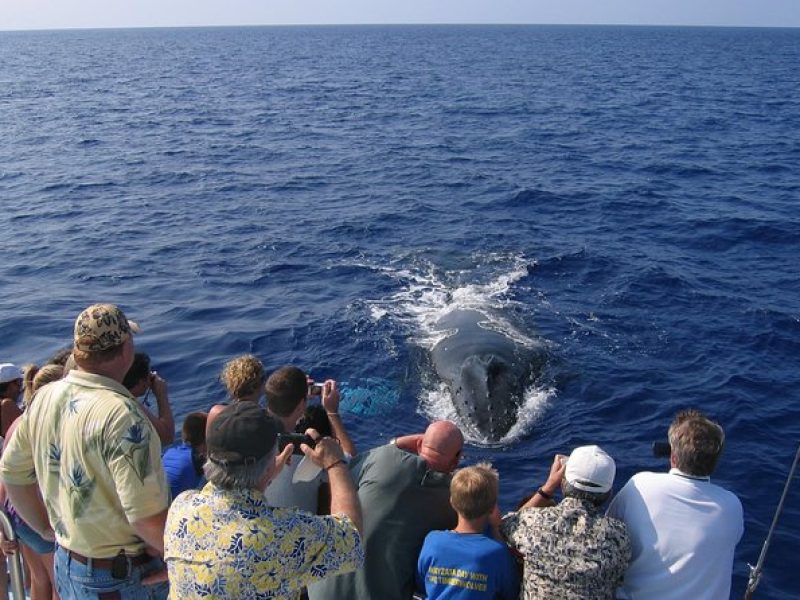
[206,403,229,440]
[418,421,464,473]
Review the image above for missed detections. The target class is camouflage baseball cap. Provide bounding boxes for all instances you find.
[73,304,138,352]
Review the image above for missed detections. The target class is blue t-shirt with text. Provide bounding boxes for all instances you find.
[417,530,519,599]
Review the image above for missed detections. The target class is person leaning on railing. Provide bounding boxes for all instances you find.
[606,409,743,600]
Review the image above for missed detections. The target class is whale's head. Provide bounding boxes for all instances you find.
[454,354,523,442]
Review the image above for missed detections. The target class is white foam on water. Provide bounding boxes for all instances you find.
[368,305,389,321]
[418,379,555,447]
[362,253,536,348]
[500,385,555,443]
[356,253,555,446]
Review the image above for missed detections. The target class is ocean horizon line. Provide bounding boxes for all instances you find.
[2,22,799,34]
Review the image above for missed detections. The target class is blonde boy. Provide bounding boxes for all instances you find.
[417,463,519,599]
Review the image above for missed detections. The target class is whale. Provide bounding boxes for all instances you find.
[431,309,544,443]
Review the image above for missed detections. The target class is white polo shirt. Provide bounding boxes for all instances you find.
[607,469,743,600]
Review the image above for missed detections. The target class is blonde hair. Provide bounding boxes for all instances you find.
[22,363,64,407]
[450,462,499,520]
[22,363,37,406]
[221,354,265,401]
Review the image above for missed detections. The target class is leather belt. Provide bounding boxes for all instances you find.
[67,550,151,569]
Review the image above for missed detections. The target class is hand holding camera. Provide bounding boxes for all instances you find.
[148,371,169,403]
[320,380,340,415]
[277,432,316,456]
[307,378,341,412]
[542,453,568,494]
[300,428,346,470]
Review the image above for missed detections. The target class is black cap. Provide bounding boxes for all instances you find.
[207,402,279,466]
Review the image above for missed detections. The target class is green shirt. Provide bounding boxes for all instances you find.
[0,370,168,557]
[308,443,457,600]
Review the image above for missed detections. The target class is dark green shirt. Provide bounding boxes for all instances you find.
[308,443,457,600]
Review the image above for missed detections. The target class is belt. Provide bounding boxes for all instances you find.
[67,550,152,569]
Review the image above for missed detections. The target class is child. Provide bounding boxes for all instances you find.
[162,412,208,501]
[417,463,519,599]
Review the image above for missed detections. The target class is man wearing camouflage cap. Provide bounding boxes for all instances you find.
[0,303,169,599]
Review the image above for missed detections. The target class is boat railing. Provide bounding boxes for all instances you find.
[744,443,800,599]
[0,509,26,600]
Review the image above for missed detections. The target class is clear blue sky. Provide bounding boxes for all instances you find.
[2,0,799,31]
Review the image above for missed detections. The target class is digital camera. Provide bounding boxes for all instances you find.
[652,441,671,458]
[278,433,316,455]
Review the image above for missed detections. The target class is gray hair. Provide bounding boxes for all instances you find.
[563,481,611,507]
[203,451,274,490]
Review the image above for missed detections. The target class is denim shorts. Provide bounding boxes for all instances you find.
[54,545,168,600]
[15,521,56,555]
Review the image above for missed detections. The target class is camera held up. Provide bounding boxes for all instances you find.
[652,441,672,458]
[278,433,316,455]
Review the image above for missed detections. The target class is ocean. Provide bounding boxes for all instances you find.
[1,25,798,596]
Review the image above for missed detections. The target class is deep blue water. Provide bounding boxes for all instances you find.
[1,25,799,596]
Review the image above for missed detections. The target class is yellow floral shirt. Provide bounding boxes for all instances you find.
[164,482,363,600]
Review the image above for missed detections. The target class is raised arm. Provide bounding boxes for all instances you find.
[517,454,566,510]
[141,372,175,447]
[326,459,362,534]
[302,434,362,534]
[321,380,356,457]
[393,433,423,454]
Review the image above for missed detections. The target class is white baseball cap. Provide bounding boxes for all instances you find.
[0,363,24,385]
[565,445,616,494]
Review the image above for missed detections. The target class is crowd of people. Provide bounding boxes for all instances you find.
[0,303,744,600]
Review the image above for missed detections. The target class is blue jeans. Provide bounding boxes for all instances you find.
[55,546,168,600]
